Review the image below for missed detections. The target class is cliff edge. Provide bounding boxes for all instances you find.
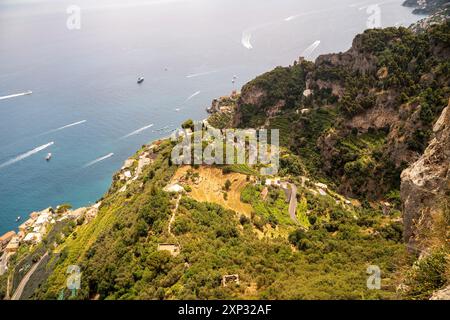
[401,101,450,250]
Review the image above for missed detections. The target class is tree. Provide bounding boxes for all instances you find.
[224,180,232,191]
[57,203,72,214]
[181,119,194,131]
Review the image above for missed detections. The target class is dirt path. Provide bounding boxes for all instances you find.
[168,195,181,237]
[11,252,48,300]
[6,274,11,299]
[288,183,299,224]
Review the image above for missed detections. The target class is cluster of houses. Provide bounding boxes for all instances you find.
[0,203,100,257]
[0,208,54,256]
[0,231,17,254]
[118,144,157,193]
[256,177,293,204]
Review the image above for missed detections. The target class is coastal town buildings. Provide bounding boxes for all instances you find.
[0,231,16,250]
[5,237,20,254]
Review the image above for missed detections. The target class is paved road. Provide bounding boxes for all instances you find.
[11,252,48,300]
[288,183,299,224]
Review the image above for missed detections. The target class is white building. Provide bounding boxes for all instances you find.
[34,212,51,227]
[23,232,42,244]
[164,184,185,193]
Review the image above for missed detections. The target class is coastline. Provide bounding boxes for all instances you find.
[0,0,426,260]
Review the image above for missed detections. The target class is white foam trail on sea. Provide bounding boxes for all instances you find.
[348,0,372,8]
[284,15,297,22]
[0,142,54,169]
[0,91,32,101]
[121,124,154,139]
[241,31,253,49]
[42,120,87,135]
[358,0,398,10]
[284,7,337,22]
[185,91,201,101]
[186,70,218,78]
[284,12,314,22]
[84,153,114,168]
[86,0,185,12]
[301,40,321,58]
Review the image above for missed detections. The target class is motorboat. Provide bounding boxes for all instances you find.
[137,76,144,84]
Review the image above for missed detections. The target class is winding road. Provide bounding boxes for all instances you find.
[11,252,48,300]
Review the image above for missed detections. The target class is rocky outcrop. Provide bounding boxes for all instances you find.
[315,35,379,75]
[430,285,450,300]
[401,101,450,249]
[403,0,450,15]
[233,87,266,126]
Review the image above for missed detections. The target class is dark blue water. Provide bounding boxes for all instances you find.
[0,0,421,234]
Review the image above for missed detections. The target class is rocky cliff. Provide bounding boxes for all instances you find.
[234,22,450,200]
[401,101,449,250]
[403,0,450,15]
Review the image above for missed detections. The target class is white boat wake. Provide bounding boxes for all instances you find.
[284,7,337,22]
[84,153,114,168]
[121,123,154,139]
[185,91,201,101]
[301,40,321,58]
[357,0,398,10]
[241,31,253,50]
[0,142,54,169]
[0,91,32,101]
[42,120,87,135]
[284,12,313,22]
[186,70,218,78]
[284,15,298,22]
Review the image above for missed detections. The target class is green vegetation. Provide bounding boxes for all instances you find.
[405,249,449,299]
[224,180,232,191]
[208,112,233,129]
[241,184,306,228]
[0,273,7,299]
[222,164,258,176]
[181,119,194,131]
[238,61,313,128]
[3,20,449,301]
[56,203,72,214]
[236,21,450,199]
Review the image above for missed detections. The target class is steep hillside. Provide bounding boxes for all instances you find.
[234,22,450,202]
[401,102,449,250]
[1,20,449,302]
[229,20,450,299]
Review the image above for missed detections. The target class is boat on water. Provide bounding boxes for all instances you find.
[137,76,144,84]
[16,216,21,222]
[46,153,52,161]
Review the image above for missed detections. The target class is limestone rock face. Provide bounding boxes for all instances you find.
[430,285,450,300]
[401,102,450,248]
[233,86,266,126]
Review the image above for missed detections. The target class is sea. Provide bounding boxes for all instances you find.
[0,0,423,234]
